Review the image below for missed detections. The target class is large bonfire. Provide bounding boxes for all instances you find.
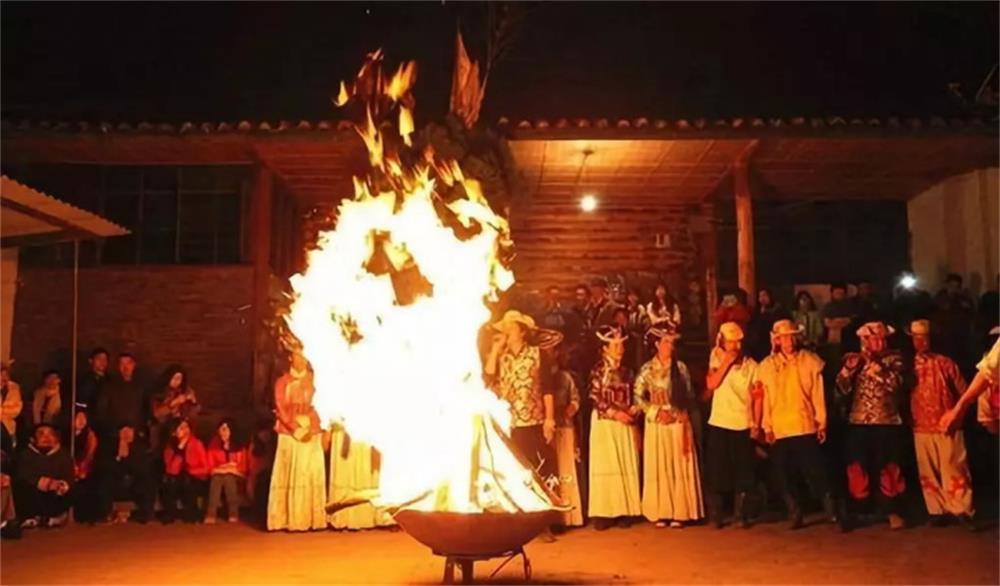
[285,51,553,514]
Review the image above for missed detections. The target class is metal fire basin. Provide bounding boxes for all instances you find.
[394,509,560,584]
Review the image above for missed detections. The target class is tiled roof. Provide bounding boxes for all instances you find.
[2,114,995,136]
[0,119,356,134]
[497,115,997,133]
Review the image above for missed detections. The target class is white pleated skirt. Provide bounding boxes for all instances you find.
[267,434,327,531]
[641,420,704,522]
[588,411,641,518]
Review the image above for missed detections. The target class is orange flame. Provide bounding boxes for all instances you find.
[286,51,549,513]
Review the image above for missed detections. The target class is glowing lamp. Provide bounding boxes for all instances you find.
[899,274,917,289]
[580,194,598,212]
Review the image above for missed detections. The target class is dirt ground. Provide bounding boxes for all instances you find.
[1,519,997,585]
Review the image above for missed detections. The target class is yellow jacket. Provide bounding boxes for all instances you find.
[760,350,825,440]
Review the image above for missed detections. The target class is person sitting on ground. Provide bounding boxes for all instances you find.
[72,409,100,523]
[205,418,247,524]
[0,445,19,539]
[248,416,277,528]
[16,424,73,529]
[32,370,63,428]
[161,418,210,524]
[1,362,24,451]
[150,366,199,454]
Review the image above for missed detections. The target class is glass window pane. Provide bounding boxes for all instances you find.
[101,192,139,264]
[216,194,242,264]
[178,193,216,264]
[140,191,178,264]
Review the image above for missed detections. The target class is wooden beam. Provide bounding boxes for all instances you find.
[734,140,759,302]
[0,229,89,249]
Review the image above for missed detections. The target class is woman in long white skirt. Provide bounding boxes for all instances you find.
[328,425,393,530]
[588,326,641,530]
[267,354,327,532]
[634,327,704,528]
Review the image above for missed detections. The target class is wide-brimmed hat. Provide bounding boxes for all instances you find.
[596,325,629,344]
[770,319,805,339]
[856,321,894,338]
[492,310,564,350]
[717,321,745,343]
[492,310,537,332]
[906,319,931,336]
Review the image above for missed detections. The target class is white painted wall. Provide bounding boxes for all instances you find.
[908,168,999,297]
[1,248,18,362]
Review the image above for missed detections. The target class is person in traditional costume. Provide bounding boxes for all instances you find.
[760,319,837,530]
[703,321,759,529]
[905,319,975,527]
[267,352,327,531]
[328,425,393,530]
[835,321,908,530]
[587,325,641,530]
[550,346,584,529]
[485,309,563,540]
[485,310,562,487]
[635,326,703,528]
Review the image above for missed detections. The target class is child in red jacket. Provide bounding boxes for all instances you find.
[204,418,248,524]
[161,418,209,524]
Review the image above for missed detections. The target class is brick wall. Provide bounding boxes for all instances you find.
[10,265,254,411]
[510,196,704,314]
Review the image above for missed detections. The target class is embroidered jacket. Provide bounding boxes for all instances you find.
[589,360,634,420]
[836,350,905,425]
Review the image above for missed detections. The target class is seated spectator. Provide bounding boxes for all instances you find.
[1,362,24,451]
[205,418,247,524]
[161,418,209,524]
[16,424,73,529]
[150,366,199,453]
[0,447,18,539]
[72,410,100,523]
[32,370,63,428]
[247,416,277,528]
[95,353,154,524]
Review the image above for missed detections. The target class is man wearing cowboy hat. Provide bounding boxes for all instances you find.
[587,325,641,530]
[759,319,836,530]
[485,310,560,492]
[703,322,760,529]
[835,321,908,530]
[906,319,974,527]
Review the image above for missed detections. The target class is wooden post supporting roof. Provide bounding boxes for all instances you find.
[733,140,759,304]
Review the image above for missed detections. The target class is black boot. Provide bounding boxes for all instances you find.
[734,492,751,529]
[784,495,803,530]
[708,494,725,529]
[822,493,838,524]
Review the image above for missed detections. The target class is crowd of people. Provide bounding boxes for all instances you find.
[494,275,999,536]
[0,351,276,538]
[0,272,996,542]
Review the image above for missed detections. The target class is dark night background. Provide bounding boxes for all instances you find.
[2,2,998,123]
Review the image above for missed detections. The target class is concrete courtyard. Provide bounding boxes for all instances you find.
[1,519,997,585]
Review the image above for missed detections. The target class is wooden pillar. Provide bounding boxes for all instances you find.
[734,141,759,303]
[698,201,720,341]
[248,164,274,406]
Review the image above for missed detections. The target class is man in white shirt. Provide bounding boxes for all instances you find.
[703,322,761,528]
